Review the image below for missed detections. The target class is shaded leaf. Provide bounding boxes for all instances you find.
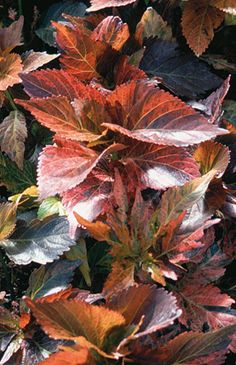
[21,51,59,73]
[107,285,181,340]
[103,81,228,147]
[26,259,81,300]
[0,54,22,91]
[24,297,126,349]
[0,111,27,169]
[0,16,24,52]
[35,1,87,46]
[0,216,76,265]
[140,39,222,98]
[91,16,129,51]
[0,153,36,194]
[182,0,224,56]
[135,7,173,45]
[114,55,147,85]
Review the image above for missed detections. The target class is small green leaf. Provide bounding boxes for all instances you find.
[38,196,65,220]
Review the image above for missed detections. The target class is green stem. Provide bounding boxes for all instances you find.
[4,90,18,111]
[18,0,23,16]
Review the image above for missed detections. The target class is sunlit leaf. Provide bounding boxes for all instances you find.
[21,51,59,73]
[0,54,22,91]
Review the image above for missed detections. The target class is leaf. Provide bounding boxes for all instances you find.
[158,171,216,226]
[16,96,91,142]
[87,0,136,12]
[211,0,236,15]
[223,99,236,126]
[0,202,17,240]
[135,7,173,45]
[0,16,24,52]
[140,39,223,98]
[199,75,231,124]
[0,54,22,91]
[0,216,76,265]
[182,0,224,56]
[21,51,59,73]
[120,140,200,190]
[38,197,65,220]
[62,174,112,237]
[103,81,228,146]
[53,21,107,81]
[24,297,126,349]
[103,261,135,295]
[194,141,230,177]
[0,111,27,169]
[0,153,36,194]
[38,347,91,365]
[201,54,236,73]
[107,285,181,340]
[114,55,147,85]
[91,16,129,51]
[38,141,123,198]
[155,326,236,365]
[35,1,87,46]
[176,283,236,331]
[74,212,111,242]
[20,69,87,99]
[25,259,81,300]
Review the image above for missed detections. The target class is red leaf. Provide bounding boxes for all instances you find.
[176,283,236,330]
[114,56,147,85]
[91,16,129,51]
[103,80,228,146]
[120,140,200,190]
[20,69,87,99]
[62,173,112,237]
[38,141,123,198]
[87,0,137,12]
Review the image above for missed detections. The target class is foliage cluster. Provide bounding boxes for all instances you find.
[0,0,236,364]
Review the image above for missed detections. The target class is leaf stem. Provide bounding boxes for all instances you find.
[4,90,18,111]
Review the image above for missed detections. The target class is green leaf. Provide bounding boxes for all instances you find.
[0,216,76,265]
[223,100,236,126]
[36,1,87,46]
[0,152,36,194]
[25,259,81,300]
[38,196,66,220]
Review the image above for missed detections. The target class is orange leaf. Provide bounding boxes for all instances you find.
[211,0,236,15]
[182,0,224,56]
[194,141,230,177]
[74,212,111,241]
[53,22,106,81]
[24,297,126,349]
[0,53,22,91]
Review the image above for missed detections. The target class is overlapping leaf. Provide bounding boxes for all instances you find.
[87,0,136,12]
[0,202,17,240]
[0,54,22,91]
[21,51,59,74]
[211,0,236,14]
[0,16,24,52]
[140,39,222,98]
[103,80,228,146]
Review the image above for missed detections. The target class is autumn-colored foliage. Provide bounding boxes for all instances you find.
[1,0,236,364]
